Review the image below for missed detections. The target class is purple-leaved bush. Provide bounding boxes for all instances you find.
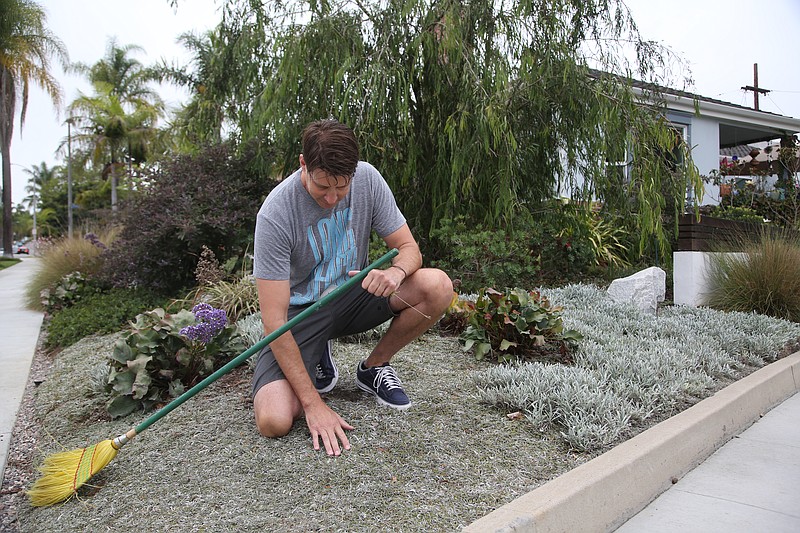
[97,142,277,293]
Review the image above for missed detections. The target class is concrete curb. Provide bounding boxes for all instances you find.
[463,350,800,533]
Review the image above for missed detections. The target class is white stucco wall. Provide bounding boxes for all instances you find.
[674,251,712,306]
[673,251,748,307]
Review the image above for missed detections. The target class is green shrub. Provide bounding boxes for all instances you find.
[460,287,582,363]
[427,208,615,292]
[584,215,631,268]
[428,217,542,293]
[45,289,169,349]
[705,229,800,322]
[709,205,763,224]
[105,304,245,418]
[24,228,120,310]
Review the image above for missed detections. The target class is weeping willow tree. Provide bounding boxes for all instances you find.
[172,0,703,256]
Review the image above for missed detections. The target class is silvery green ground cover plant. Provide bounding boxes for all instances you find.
[6,284,799,532]
[474,284,800,451]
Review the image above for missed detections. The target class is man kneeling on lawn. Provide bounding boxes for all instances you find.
[251,119,453,456]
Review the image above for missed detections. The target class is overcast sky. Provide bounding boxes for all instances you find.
[7,0,800,205]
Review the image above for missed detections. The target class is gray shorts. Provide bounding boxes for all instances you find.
[251,285,396,397]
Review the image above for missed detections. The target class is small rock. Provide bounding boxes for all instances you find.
[607,267,666,315]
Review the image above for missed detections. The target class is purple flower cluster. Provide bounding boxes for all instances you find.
[179,303,228,343]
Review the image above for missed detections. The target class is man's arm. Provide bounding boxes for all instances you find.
[256,278,353,455]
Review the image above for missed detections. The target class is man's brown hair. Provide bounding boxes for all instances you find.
[301,119,359,179]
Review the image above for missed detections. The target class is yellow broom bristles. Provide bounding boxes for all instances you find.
[27,439,119,507]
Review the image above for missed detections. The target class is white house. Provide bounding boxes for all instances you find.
[657,88,800,306]
[650,86,800,205]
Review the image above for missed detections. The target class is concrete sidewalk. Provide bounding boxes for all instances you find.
[0,257,44,485]
[616,390,800,532]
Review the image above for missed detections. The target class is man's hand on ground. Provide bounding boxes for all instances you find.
[304,401,354,456]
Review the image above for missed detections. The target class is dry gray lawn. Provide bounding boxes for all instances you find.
[6,332,589,532]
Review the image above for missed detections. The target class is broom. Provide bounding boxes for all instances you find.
[26,248,399,506]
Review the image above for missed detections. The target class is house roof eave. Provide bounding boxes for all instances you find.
[663,92,800,133]
[591,70,800,147]
[632,87,800,147]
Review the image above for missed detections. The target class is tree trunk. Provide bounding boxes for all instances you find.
[0,69,15,258]
[110,150,118,213]
[111,170,118,212]
[1,141,12,258]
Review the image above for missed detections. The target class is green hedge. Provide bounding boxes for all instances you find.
[45,289,170,349]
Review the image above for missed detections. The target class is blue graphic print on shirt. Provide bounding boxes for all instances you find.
[291,207,358,304]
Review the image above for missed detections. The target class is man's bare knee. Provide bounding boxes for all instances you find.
[253,379,300,438]
[422,268,453,310]
[434,268,454,296]
[255,411,294,438]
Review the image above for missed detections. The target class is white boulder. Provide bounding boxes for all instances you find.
[607,267,666,315]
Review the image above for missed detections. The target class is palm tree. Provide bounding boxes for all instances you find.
[68,81,162,211]
[23,161,56,202]
[0,0,67,257]
[22,161,56,239]
[69,39,164,212]
[71,38,161,104]
[160,30,230,149]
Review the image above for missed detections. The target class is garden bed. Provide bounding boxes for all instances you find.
[2,285,799,532]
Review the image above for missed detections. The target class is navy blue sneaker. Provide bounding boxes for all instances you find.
[356,361,411,410]
[315,340,338,394]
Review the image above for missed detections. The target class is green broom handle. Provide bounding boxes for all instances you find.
[133,248,399,435]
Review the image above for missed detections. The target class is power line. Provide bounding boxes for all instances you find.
[765,94,785,115]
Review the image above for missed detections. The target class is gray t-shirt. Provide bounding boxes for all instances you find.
[254,161,406,305]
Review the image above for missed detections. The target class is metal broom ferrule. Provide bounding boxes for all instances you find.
[112,429,137,450]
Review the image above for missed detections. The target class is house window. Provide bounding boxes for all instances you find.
[610,124,688,182]
[665,125,687,171]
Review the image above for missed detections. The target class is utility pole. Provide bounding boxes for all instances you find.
[32,187,37,249]
[741,63,770,111]
[67,117,74,239]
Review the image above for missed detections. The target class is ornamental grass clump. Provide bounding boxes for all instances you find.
[105,304,245,418]
[179,274,260,323]
[173,244,260,323]
[704,228,800,322]
[25,228,121,310]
